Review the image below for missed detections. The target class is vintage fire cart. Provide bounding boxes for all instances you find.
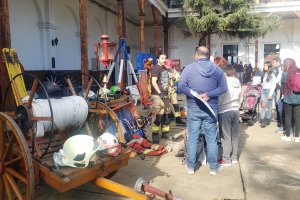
[0,48,181,200]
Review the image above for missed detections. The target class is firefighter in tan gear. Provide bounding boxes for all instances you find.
[150,53,170,144]
[165,59,186,126]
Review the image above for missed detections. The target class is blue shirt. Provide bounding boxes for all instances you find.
[178,58,228,109]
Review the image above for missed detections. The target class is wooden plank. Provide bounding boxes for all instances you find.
[66,78,77,96]
[84,78,93,99]
[106,95,130,107]
[88,109,107,114]
[27,79,38,108]
[31,116,52,121]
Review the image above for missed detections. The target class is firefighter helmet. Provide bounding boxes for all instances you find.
[97,132,121,156]
[61,135,101,168]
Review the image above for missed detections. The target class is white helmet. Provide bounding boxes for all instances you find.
[97,132,121,156]
[62,135,102,168]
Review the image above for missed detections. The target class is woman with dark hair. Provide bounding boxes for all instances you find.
[260,61,276,128]
[281,58,300,142]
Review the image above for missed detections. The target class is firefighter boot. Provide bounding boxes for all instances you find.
[175,112,186,127]
[151,124,161,144]
[168,113,175,121]
[161,125,170,139]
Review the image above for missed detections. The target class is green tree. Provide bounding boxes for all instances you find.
[181,0,280,45]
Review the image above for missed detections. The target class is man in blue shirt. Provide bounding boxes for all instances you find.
[178,46,228,175]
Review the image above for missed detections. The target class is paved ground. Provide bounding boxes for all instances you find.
[33,96,300,200]
[239,120,300,200]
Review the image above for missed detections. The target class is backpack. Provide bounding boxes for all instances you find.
[291,72,300,93]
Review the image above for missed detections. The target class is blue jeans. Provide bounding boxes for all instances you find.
[278,98,284,128]
[187,107,219,171]
[260,89,274,120]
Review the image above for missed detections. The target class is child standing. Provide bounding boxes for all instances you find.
[218,64,241,166]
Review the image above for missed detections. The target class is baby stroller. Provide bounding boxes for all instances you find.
[240,84,262,126]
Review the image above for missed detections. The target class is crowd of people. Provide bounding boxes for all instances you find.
[149,46,300,176]
[257,57,300,142]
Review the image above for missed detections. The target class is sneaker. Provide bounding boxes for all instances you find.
[186,165,194,175]
[232,160,238,164]
[281,135,292,142]
[218,159,231,167]
[295,137,299,143]
[210,166,223,176]
[276,128,285,134]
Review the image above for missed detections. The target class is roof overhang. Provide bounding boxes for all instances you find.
[168,8,183,18]
[168,2,300,19]
[148,0,168,16]
[252,2,300,13]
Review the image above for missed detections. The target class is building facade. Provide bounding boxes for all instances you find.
[168,0,300,68]
[6,0,300,75]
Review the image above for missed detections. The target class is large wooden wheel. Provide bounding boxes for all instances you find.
[86,102,124,143]
[0,113,34,200]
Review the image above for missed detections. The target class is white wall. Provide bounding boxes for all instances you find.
[9,0,44,70]
[8,0,140,71]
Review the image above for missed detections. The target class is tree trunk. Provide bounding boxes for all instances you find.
[198,33,211,57]
[198,33,207,46]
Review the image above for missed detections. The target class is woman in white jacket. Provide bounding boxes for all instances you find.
[260,61,276,128]
[218,64,241,166]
